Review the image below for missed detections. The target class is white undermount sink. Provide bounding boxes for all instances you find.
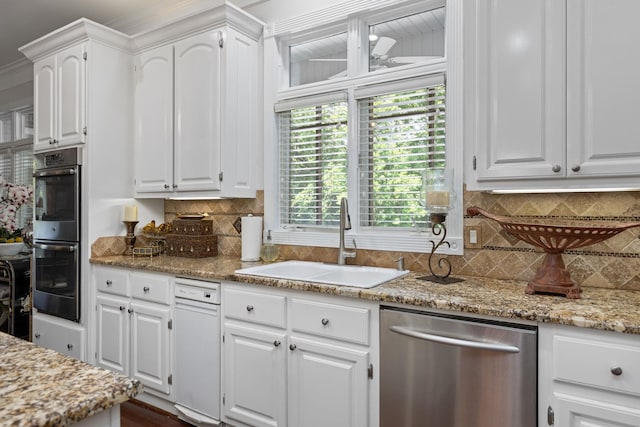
[235,260,409,289]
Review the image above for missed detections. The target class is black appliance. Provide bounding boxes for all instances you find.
[32,147,81,322]
[0,255,31,339]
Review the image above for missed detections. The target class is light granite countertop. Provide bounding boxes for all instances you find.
[0,332,141,427]
[91,255,640,335]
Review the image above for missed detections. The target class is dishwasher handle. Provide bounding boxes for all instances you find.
[389,325,520,354]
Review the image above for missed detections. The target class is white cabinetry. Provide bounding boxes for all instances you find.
[94,266,173,396]
[133,3,262,198]
[465,0,640,191]
[32,312,86,360]
[539,323,640,426]
[222,283,378,427]
[33,43,86,151]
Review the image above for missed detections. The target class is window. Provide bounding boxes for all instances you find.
[357,77,445,229]
[266,0,462,254]
[277,95,348,227]
[0,107,34,229]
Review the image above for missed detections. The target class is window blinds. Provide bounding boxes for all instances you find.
[358,78,446,228]
[279,100,348,227]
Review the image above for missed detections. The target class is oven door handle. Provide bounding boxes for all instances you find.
[33,168,77,178]
[389,325,520,353]
[34,243,77,252]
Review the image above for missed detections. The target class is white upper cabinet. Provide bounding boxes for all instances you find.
[133,3,262,198]
[465,0,640,191]
[33,43,86,152]
[134,45,174,193]
[566,0,640,179]
[173,31,222,192]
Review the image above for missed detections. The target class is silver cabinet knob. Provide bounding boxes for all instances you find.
[119,306,126,311]
[273,340,281,347]
[143,286,150,293]
[552,164,562,173]
[164,184,170,189]
[611,366,623,376]
[106,280,112,286]
[321,318,329,326]
[571,165,581,172]
[67,344,73,350]
[246,305,254,312]
[289,344,297,351]
[34,333,40,339]
[128,308,134,314]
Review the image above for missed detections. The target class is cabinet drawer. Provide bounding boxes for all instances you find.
[291,298,370,345]
[131,272,171,304]
[33,314,85,360]
[224,288,286,328]
[95,267,130,296]
[554,335,640,397]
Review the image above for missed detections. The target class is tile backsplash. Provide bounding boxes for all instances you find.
[165,189,640,291]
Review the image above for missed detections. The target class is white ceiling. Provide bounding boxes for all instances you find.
[0,0,162,69]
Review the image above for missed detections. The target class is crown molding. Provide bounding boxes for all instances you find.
[0,59,33,91]
[131,1,264,53]
[19,18,131,62]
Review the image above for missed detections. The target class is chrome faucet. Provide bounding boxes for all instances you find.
[338,197,357,264]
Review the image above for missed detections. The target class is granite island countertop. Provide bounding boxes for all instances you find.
[91,255,640,335]
[0,332,141,427]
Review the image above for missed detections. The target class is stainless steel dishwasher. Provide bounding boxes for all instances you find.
[380,307,537,427]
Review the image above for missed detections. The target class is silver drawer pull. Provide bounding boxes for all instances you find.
[611,366,623,376]
[289,344,297,351]
[143,286,150,293]
[273,340,281,347]
[67,344,73,350]
[106,280,112,286]
[321,318,329,326]
[246,305,254,312]
[119,306,126,311]
[34,333,40,339]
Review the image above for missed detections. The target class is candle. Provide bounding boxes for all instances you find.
[124,205,138,222]
[426,190,450,208]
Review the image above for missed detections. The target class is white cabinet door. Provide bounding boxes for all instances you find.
[173,30,222,192]
[566,0,640,178]
[555,394,640,427]
[33,56,56,150]
[33,44,86,152]
[130,301,171,394]
[288,336,369,427]
[56,43,86,147]
[468,0,565,181]
[134,45,174,193]
[95,295,129,375]
[223,322,287,427]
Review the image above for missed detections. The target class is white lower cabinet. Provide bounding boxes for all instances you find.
[32,311,85,360]
[94,266,173,397]
[222,283,378,427]
[539,323,640,427]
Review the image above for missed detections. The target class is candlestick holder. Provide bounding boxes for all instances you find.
[418,168,464,284]
[123,221,139,255]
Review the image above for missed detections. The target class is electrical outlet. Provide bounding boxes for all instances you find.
[464,225,482,249]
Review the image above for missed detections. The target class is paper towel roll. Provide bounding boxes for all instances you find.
[241,215,262,261]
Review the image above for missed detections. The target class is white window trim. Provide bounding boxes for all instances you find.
[263,0,463,255]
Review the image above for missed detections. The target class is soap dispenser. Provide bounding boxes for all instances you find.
[260,230,279,262]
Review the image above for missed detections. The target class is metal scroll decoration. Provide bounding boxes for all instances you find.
[418,213,464,284]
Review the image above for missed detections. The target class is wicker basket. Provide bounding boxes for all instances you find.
[165,234,218,258]
[171,219,214,235]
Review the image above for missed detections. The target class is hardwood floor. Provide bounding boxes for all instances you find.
[121,399,193,427]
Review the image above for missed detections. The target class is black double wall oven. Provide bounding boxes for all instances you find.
[33,147,81,322]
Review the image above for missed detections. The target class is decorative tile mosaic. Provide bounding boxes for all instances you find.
[163,189,640,290]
